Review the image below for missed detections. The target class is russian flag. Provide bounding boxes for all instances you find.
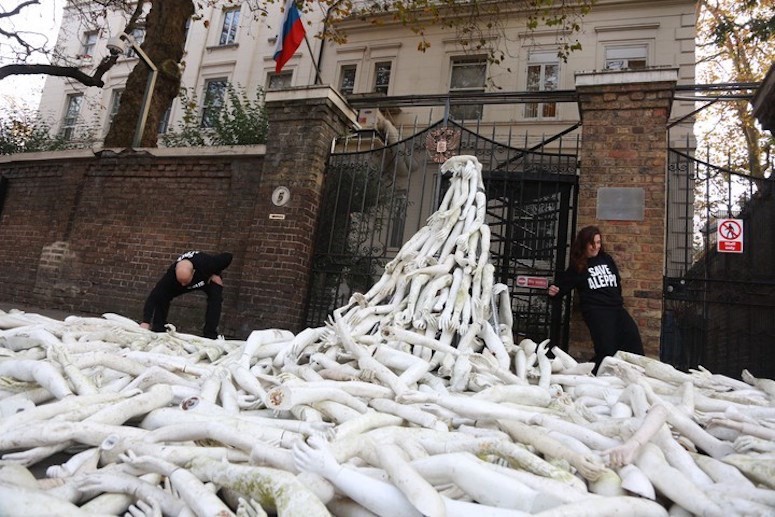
[273,0,306,73]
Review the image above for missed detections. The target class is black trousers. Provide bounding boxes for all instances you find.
[150,282,224,338]
[582,306,644,372]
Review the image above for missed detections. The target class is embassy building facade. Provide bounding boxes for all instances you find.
[38,0,697,149]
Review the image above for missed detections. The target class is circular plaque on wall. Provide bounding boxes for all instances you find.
[271,186,291,207]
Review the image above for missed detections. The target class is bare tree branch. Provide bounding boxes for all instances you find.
[0,0,145,88]
[0,63,106,86]
[0,1,47,57]
[0,0,40,20]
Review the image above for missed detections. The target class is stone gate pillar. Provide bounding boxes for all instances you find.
[574,68,678,358]
[233,86,356,336]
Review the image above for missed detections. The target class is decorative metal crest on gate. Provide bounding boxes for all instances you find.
[425,127,461,163]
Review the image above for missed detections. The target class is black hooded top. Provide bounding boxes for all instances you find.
[169,250,233,291]
[142,251,233,323]
[553,251,624,310]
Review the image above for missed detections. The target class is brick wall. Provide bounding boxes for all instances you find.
[0,148,264,336]
[0,158,85,304]
[574,69,677,358]
[0,86,356,339]
[234,86,357,335]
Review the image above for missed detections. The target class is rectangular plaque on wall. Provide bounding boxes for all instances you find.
[596,187,645,221]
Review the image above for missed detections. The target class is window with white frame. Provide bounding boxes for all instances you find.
[525,50,559,119]
[373,62,392,94]
[61,94,83,140]
[449,56,486,120]
[219,8,240,45]
[106,89,123,131]
[81,31,97,57]
[605,45,648,70]
[267,71,293,91]
[125,27,146,58]
[201,78,228,128]
[339,65,357,95]
[158,106,172,134]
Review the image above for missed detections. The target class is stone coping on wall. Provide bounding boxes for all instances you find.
[575,67,679,87]
[0,144,266,164]
[264,85,358,128]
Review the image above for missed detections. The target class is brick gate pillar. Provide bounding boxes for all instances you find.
[574,68,678,359]
[234,86,356,336]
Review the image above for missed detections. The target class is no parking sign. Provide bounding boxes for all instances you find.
[717,218,743,253]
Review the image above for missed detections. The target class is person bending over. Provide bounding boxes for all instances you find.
[547,226,643,372]
[140,250,233,339]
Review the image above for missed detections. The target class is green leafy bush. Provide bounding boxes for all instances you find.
[161,83,268,147]
[0,108,72,155]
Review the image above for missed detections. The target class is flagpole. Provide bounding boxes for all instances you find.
[304,34,323,86]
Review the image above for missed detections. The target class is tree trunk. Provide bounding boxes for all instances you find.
[103,0,194,148]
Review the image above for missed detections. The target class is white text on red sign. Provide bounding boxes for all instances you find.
[516,276,549,289]
[718,241,742,252]
[716,218,744,254]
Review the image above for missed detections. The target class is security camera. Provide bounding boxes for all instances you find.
[106,32,135,55]
[107,35,128,55]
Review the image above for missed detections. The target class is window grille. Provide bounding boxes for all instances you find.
[81,31,97,57]
[61,94,83,140]
[106,89,123,132]
[525,50,559,119]
[201,79,227,128]
[449,57,486,120]
[373,62,392,94]
[339,65,357,95]
[219,8,240,45]
[158,106,172,134]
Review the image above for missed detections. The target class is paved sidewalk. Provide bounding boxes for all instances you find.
[0,302,237,339]
[0,302,97,322]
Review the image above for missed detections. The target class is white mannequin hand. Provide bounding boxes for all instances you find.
[292,435,341,480]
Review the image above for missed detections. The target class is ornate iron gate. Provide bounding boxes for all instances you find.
[305,120,579,349]
[663,149,775,379]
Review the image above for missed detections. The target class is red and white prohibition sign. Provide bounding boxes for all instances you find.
[717,218,743,253]
[516,276,549,289]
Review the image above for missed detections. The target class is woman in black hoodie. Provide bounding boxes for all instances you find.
[548,226,643,372]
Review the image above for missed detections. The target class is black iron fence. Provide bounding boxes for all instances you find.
[305,119,579,349]
[663,148,775,379]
